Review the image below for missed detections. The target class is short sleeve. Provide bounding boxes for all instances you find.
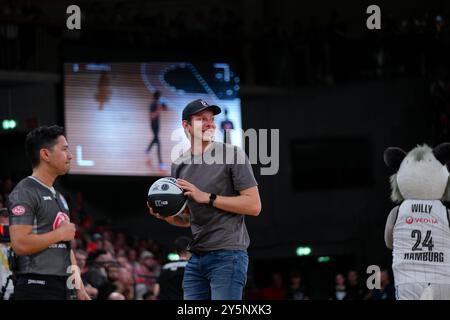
[230,146,258,191]
[7,189,36,225]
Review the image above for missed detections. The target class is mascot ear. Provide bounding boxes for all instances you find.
[384,147,406,171]
[433,143,450,165]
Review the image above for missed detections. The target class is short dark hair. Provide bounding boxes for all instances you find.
[25,125,65,168]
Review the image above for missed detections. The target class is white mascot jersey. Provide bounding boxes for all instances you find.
[393,199,450,284]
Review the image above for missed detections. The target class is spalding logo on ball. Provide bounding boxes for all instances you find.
[148,177,188,217]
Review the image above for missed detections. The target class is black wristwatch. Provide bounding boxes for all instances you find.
[209,193,217,206]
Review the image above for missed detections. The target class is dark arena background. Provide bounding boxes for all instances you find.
[0,0,450,308]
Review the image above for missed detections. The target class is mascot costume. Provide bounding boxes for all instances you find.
[384,143,450,300]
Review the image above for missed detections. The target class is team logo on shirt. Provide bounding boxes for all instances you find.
[405,216,438,225]
[11,205,26,216]
[53,212,70,230]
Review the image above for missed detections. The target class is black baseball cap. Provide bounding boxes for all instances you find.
[182,99,221,120]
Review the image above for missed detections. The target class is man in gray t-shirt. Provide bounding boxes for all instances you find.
[148,99,261,300]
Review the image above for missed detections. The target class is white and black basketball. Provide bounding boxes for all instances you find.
[147,177,188,217]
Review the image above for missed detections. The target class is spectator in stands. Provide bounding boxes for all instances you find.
[0,208,13,300]
[108,292,125,300]
[329,273,347,300]
[0,194,5,209]
[114,231,128,252]
[260,272,287,300]
[117,254,133,273]
[85,233,103,253]
[103,239,115,255]
[97,263,121,300]
[367,269,395,300]
[128,248,140,269]
[75,249,98,299]
[84,249,113,288]
[345,269,366,300]
[287,271,309,300]
[134,251,159,299]
[154,236,191,300]
[115,266,135,300]
[243,276,261,300]
[1,178,13,197]
[75,250,88,277]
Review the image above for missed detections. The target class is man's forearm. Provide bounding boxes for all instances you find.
[70,250,78,268]
[11,229,62,256]
[70,250,86,292]
[165,213,190,227]
[212,194,261,216]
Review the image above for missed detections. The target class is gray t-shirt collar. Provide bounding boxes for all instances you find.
[28,176,56,196]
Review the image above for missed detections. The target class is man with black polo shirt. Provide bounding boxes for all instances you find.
[8,125,90,300]
[154,236,192,300]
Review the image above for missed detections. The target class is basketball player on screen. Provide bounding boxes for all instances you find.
[145,90,168,172]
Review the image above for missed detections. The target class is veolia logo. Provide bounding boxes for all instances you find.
[406,216,413,225]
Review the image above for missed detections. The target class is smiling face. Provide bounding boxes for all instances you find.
[183,109,216,143]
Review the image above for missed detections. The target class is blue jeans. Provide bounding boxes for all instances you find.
[183,249,248,300]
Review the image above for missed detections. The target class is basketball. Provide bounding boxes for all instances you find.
[147,177,188,217]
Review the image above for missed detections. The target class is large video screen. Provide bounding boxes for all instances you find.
[64,62,242,176]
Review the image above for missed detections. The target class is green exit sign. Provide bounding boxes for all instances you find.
[296,246,312,256]
[318,256,331,263]
[167,253,180,261]
[2,119,17,130]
